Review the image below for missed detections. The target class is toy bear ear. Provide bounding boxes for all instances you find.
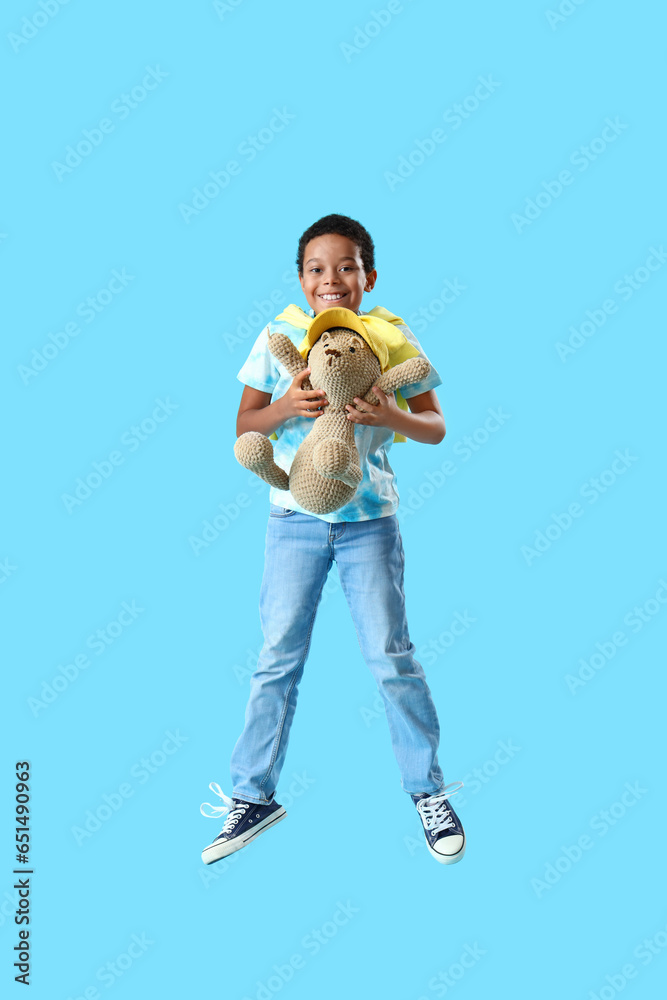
[321,332,329,343]
[349,336,363,351]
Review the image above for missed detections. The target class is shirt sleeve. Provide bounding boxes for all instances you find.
[236,324,281,394]
[395,322,444,398]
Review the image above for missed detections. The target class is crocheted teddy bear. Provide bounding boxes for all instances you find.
[234,321,430,515]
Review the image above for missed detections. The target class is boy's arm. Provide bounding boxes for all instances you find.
[236,386,284,437]
[403,389,446,444]
[235,323,324,436]
[236,375,328,437]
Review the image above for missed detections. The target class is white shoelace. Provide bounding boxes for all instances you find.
[200,782,252,835]
[219,801,251,835]
[200,781,234,819]
[416,781,464,835]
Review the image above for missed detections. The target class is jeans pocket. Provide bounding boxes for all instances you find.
[269,504,296,518]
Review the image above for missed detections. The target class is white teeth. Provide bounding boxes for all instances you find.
[321,294,345,300]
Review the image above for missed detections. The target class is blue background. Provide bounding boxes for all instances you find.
[3,1,666,997]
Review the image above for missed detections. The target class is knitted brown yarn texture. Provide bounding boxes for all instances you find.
[234,326,431,515]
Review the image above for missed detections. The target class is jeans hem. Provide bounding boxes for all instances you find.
[404,784,445,797]
[232,792,274,806]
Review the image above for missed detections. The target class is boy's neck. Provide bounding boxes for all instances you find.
[309,307,364,317]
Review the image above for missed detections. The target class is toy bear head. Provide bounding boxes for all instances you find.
[307,326,382,407]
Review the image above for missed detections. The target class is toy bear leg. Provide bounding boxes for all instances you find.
[234,432,289,491]
[312,439,362,489]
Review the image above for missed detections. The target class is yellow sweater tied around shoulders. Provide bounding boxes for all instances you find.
[272,304,421,443]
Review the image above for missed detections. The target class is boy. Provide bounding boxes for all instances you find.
[201,214,465,865]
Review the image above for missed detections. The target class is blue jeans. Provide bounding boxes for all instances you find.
[230,503,445,804]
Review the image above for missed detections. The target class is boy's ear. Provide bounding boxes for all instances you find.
[364,268,377,292]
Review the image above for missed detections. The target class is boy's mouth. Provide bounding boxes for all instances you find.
[318,292,348,303]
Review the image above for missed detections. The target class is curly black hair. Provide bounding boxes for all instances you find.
[296,214,375,276]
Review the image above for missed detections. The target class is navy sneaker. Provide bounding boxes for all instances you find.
[200,783,286,865]
[411,782,465,864]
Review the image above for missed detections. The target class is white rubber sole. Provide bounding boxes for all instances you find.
[201,807,287,865]
[426,838,466,865]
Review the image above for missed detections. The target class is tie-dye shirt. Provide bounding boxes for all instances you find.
[236,308,443,523]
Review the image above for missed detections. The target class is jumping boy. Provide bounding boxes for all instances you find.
[200,214,465,865]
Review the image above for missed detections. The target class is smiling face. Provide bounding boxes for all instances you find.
[307,327,381,407]
[299,233,377,315]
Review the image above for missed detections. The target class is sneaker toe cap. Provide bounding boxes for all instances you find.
[433,834,464,857]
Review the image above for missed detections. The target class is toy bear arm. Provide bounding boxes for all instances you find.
[268,332,313,390]
[362,357,431,405]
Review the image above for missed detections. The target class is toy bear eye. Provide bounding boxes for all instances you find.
[349,346,355,352]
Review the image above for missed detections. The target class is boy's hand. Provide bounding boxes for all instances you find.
[345,386,399,430]
[279,367,329,420]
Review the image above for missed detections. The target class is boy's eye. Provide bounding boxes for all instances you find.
[309,265,355,273]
